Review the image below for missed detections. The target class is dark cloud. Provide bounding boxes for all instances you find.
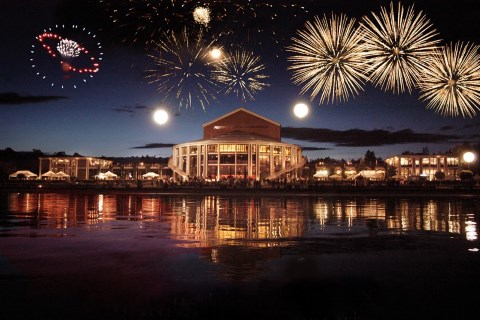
[462,123,480,130]
[112,108,134,114]
[281,127,460,147]
[301,146,330,151]
[0,92,68,105]
[440,125,454,131]
[132,143,176,149]
[112,105,149,115]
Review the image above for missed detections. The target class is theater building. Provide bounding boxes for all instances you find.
[169,108,306,181]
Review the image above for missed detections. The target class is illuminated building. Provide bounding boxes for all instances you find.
[39,156,113,180]
[169,108,306,181]
[385,153,461,181]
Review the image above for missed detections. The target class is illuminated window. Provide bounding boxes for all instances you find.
[208,144,218,153]
[259,145,270,153]
[236,144,248,153]
[190,146,197,154]
[208,154,218,164]
[447,157,459,166]
[220,154,235,164]
[236,154,248,164]
[181,147,187,155]
[219,144,236,152]
[284,147,291,156]
[273,146,282,154]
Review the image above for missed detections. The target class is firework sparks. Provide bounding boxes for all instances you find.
[100,0,310,53]
[287,13,369,105]
[100,0,194,50]
[193,6,211,26]
[145,27,219,111]
[418,42,480,118]
[360,1,441,94]
[205,0,311,52]
[30,24,102,89]
[213,49,270,102]
[56,39,81,58]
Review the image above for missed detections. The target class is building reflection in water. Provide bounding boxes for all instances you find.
[5,193,479,246]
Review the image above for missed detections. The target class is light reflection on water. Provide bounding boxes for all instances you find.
[2,191,480,319]
[2,192,479,245]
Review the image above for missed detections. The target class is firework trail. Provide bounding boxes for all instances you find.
[287,13,369,105]
[145,27,220,111]
[360,1,441,94]
[418,42,480,118]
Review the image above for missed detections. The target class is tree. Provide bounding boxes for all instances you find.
[434,171,445,181]
[459,170,474,180]
[364,150,377,169]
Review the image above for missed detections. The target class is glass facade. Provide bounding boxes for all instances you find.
[171,141,304,181]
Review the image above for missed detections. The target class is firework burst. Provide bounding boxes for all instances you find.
[100,0,310,53]
[213,49,270,103]
[145,27,220,111]
[417,42,480,118]
[30,24,103,89]
[360,1,441,94]
[193,6,211,27]
[286,13,369,105]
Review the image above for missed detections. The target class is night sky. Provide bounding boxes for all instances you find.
[1,0,479,161]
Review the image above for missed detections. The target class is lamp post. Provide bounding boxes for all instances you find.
[463,151,475,170]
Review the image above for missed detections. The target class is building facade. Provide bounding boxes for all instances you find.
[39,156,113,180]
[169,108,306,181]
[385,154,461,181]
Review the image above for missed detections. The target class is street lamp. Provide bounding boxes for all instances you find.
[463,151,475,170]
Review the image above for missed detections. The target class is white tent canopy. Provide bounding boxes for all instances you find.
[54,171,70,179]
[41,170,56,179]
[95,171,117,180]
[9,170,38,180]
[142,172,160,179]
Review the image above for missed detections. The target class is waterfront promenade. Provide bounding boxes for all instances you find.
[1,179,479,197]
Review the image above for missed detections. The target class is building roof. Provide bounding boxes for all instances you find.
[202,107,280,128]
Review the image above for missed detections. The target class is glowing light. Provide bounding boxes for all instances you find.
[212,49,270,102]
[360,1,441,94]
[193,6,211,26]
[287,13,369,105]
[145,27,219,111]
[293,103,309,118]
[418,42,480,118]
[463,152,475,164]
[210,48,222,60]
[153,109,169,125]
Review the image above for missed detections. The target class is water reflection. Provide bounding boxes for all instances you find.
[2,192,478,245]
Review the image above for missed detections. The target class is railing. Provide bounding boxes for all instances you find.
[167,157,189,181]
[265,157,307,180]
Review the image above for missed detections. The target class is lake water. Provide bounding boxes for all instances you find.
[1,191,479,320]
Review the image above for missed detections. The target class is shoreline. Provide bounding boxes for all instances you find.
[1,182,479,197]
